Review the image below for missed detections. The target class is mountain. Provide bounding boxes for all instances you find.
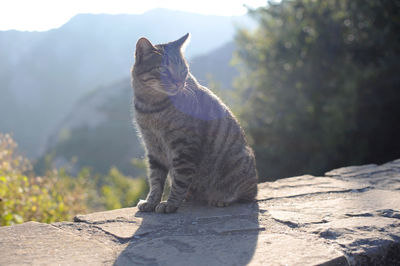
[190,42,237,90]
[35,79,141,175]
[0,9,253,157]
[37,41,238,175]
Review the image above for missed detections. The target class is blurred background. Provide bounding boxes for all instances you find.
[1,0,399,225]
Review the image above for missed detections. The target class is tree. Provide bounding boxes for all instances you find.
[235,0,400,180]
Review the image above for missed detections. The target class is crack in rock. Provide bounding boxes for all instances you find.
[377,209,400,219]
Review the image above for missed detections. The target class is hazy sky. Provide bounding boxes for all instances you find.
[0,0,266,31]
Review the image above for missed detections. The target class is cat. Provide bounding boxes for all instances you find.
[131,33,258,213]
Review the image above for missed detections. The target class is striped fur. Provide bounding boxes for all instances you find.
[132,34,257,213]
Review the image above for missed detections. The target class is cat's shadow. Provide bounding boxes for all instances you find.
[114,201,260,265]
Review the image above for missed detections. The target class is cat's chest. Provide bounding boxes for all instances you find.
[136,114,173,163]
[135,109,170,130]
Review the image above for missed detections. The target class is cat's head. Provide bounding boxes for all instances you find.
[132,33,190,96]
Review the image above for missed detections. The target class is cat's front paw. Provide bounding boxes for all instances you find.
[155,201,178,214]
[137,199,157,212]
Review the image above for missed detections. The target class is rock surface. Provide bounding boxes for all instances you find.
[1,159,400,265]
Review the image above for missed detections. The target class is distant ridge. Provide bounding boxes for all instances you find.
[0,9,254,157]
[38,40,238,175]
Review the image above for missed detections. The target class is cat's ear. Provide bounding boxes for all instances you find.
[135,37,156,59]
[172,33,191,51]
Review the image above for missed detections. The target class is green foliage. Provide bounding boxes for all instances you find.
[98,167,148,210]
[235,0,400,180]
[0,133,87,225]
[0,133,148,226]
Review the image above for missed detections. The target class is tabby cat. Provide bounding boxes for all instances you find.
[132,33,257,213]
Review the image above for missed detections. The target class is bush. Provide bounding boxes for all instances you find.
[0,133,148,226]
[99,167,148,210]
[0,133,88,225]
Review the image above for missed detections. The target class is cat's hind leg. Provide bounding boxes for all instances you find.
[207,164,257,207]
[212,147,258,207]
[207,189,237,208]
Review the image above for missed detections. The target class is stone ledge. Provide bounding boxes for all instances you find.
[1,159,400,265]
